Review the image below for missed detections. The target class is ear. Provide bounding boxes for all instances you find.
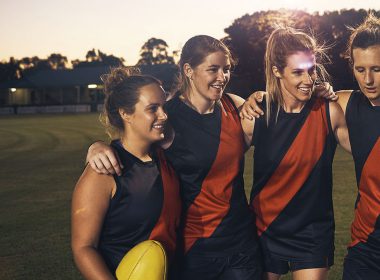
[119,108,131,123]
[183,63,193,80]
[272,66,282,79]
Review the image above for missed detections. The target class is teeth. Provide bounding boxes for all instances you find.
[211,84,224,89]
[153,124,164,129]
[299,87,310,93]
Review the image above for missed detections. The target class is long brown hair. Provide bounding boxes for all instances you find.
[264,27,329,124]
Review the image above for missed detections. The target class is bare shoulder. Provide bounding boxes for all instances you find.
[336,90,353,114]
[74,165,115,198]
[225,93,245,108]
[328,100,346,132]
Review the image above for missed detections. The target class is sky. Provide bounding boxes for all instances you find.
[0,0,379,65]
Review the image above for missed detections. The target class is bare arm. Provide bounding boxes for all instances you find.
[226,93,256,148]
[335,90,353,115]
[329,101,351,153]
[71,166,116,280]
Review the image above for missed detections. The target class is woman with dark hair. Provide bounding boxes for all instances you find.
[335,13,380,280]
[71,67,181,279]
[86,35,263,279]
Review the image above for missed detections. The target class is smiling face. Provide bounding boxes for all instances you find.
[186,51,231,103]
[352,45,380,106]
[275,51,317,106]
[125,83,167,144]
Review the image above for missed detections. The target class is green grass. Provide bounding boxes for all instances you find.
[0,114,356,279]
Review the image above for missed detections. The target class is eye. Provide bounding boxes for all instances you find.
[373,67,380,72]
[308,68,316,76]
[293,70,303,76]
[223,67,231,74]
[147,105,158,112]
[355,67,365,73]
[207,67,218,73]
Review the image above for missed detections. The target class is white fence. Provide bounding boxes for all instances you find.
[0,104,98,115]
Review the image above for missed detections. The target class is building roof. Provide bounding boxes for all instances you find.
[0,64,178,89]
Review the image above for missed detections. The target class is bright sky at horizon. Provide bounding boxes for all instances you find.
[0,0,378,65]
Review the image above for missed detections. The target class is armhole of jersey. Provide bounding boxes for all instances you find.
[110,175,121,201]
[345,90,356,123]
[252,96,267,147]
[325,100,336,144]
[223,93,240,115]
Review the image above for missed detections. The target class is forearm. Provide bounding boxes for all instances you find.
[73,246,115,280]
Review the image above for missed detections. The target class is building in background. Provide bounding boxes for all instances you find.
[0,64,178,114]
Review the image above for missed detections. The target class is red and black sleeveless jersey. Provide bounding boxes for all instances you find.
[98,141,181,273]
[346,90,380,252]
[250,97,337,260]
[164,94,259,257]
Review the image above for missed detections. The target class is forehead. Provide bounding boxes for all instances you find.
[353,45,380,65]
[199,51,230,67]
[286,51,316,69]
[138,83,165,104]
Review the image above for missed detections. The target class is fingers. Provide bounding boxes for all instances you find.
[240,91,265,120]
[253,91,265,102]
[107,150,123,176]
[240,103,262,120]
[90,154,116,175]
[87,141,124,176]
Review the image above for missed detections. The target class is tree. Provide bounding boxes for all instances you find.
[223,9,380,97]
[72,49,125,68]
[137,38,174,65]
[47,53,68,70]
[0,57,21,82]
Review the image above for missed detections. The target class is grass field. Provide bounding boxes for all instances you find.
[0,113,357,279]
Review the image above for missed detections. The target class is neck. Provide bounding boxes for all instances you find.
[181,91,216,114]
[121,133,152,162]
[281,90,307,113]
[369,97,380,107]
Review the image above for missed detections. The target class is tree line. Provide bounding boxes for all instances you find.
[1,9,379,94]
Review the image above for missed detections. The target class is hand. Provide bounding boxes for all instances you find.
[314,82,339,101]
[239,91,265,120]
[86,141,123,176]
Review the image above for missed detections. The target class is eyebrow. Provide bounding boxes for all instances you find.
[146,103,161,107]
[293,62,315,70]
[207,64,231,68]
[293,66,316,71]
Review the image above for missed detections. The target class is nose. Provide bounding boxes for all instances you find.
[364,70,374,85]
[157,107,168,121]
[303,72,314,85]
[217,69,227,82]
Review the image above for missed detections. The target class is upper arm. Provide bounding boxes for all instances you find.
[329,101,351,153]
[336,90,353,115]
[241,116,255,148]
[226,93,245,109]
[71,166,115,250]
[226,93,256,147]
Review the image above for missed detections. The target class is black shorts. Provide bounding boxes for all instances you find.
[180,249,262,280]
[263,251,333,275]
[343,245,380,280]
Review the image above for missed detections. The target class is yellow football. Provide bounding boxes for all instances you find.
[115,240,167,280]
